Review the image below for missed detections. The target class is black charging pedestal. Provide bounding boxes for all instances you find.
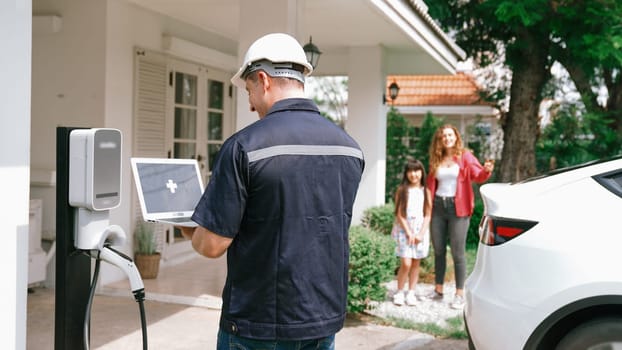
[55,126,92,350]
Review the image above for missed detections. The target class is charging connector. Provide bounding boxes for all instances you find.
[96,246,148,349]
[84,248,148,350]
[98,246,145,293]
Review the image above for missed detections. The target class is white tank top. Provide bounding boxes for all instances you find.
[406,187,424,219]
[435,163,459,197]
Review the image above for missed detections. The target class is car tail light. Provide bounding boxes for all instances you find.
[479,216,538,246]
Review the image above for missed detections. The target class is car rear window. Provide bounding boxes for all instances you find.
[593,169,622,198]
[518,155,622,184]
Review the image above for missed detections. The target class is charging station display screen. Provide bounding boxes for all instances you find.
[93,130,122,209]
[136,163,203,214]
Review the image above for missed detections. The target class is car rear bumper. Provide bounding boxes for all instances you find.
[464,277,533,350]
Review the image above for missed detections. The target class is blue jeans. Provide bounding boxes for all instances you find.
[217,329,335,350]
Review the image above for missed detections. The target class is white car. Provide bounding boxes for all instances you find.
[465,156,622,350]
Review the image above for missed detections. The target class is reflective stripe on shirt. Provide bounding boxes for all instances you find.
[247,144,364,163]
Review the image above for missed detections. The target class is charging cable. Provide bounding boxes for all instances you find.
[83,245,148,350]
[83,250,102,350]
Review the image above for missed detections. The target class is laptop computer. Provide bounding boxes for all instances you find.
[130,157,204,227]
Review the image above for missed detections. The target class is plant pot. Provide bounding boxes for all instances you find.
[134,253,161,279]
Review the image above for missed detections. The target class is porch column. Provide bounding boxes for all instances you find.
[1,1,31,349]
[346,46,388,224]
[235,0,304,129]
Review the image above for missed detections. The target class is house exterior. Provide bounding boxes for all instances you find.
[4,0,465,347]
[387,73,501,158]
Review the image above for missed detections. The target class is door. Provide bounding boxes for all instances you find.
[166,59,233,257]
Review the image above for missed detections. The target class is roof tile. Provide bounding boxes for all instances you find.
[386,73,489,106]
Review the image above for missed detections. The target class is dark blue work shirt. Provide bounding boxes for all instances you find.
[192,98,364,340]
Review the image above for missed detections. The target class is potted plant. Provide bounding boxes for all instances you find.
[134,221,160,279]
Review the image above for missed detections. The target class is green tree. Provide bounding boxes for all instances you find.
[536,104,619,172]
[551,1,622,139]
[414,112,444,170]
[385,110,444,203]
[427,0,622,182]
[385,107,417,202]
[307,76,348,128]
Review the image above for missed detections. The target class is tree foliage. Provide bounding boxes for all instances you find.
[536,105,620,172]
[427,0,622,181]
[385,107,417,202]
[415,113,445,168]
[307,76,348,128]
[385,110,444,203]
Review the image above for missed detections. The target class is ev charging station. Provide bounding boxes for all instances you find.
[55,127,147,350]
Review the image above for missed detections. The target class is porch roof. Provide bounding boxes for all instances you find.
[127,0,466,75]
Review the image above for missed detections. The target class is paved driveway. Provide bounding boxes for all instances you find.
[28,287,466,349]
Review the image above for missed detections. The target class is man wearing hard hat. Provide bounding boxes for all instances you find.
[181,33,365,349]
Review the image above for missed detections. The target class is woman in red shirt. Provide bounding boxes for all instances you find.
[425,124,494,309]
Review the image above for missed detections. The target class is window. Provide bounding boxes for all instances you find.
[168,60,232,184]
[167,60,233,247]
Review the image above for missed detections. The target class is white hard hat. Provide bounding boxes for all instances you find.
[231,33,313,89]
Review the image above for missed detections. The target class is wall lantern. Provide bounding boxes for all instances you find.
[384,80,400,105]
[303,36,322,69]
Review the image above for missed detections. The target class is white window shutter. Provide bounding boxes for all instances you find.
[134,49,167,157]
[133,48,168,253]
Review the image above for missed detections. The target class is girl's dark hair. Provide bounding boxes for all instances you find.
[394,159,427,219]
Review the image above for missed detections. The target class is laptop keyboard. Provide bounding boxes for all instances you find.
[163,217,192,223]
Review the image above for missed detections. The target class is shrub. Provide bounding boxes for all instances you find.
[361,203,395,236]
[348,225,398,313]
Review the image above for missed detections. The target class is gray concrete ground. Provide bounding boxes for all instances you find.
[27,287,467,349]
[28,255,466,349]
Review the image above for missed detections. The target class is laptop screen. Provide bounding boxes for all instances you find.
[131,158,204,219]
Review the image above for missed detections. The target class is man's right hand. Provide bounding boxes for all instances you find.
[179,225,233,258]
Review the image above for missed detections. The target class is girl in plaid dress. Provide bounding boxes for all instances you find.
[391,160,431,306]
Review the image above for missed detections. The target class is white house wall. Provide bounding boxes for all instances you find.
[31,0,240,286]
[32,0,107,169]
[234,0,306,130]
[347,46,388,223]
[32,0,108,285]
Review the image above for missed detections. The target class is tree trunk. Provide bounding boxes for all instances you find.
[606,78,622,136]
[499,29,549,182]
